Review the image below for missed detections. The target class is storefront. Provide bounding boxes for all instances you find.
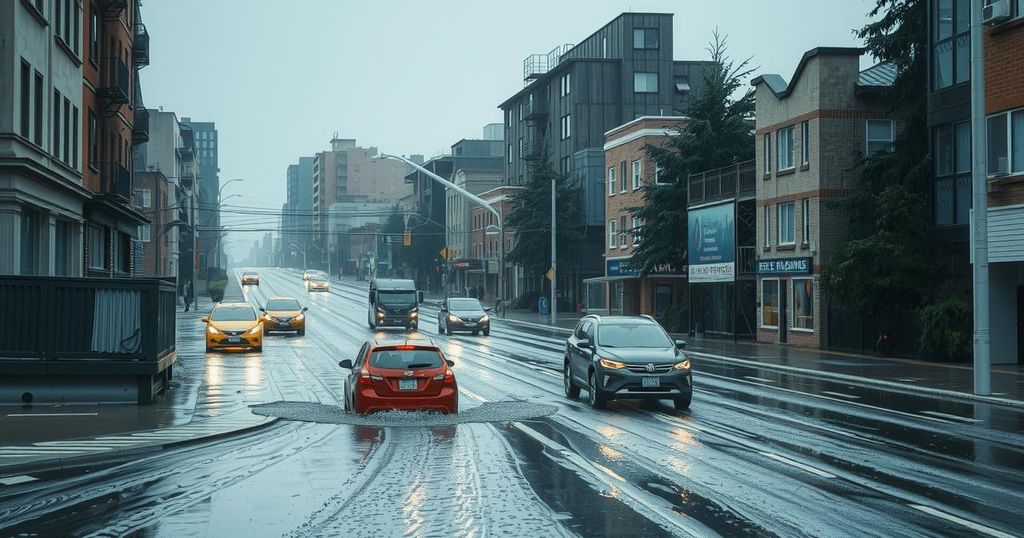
[756,256,816,346]
[687,201,755,338]
[583,258,685,317]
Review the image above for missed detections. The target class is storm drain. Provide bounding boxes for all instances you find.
[250,400,557,427]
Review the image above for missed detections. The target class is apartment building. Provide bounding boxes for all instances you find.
[283,156,314,268]
[446,135,504,296]
[752,47,894,349]
[405,156,451,291]
[180,118,219,274]
[467,185,522,301]
[588,116,687,317]
[132,170,173,276]
[499,12,711,309]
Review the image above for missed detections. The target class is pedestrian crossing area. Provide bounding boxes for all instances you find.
[0,414,272,463]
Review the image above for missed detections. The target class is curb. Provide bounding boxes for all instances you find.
[687,351,1024,409]
[0,416,280,478]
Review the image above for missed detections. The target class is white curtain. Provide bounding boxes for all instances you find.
[91,289,142,353]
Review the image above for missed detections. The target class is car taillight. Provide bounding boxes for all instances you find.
[443,370,456,386]
[358,369,373,386]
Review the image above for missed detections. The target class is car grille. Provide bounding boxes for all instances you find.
[623,363,674,374]
[224,330,245,337]
[273,317,292,323]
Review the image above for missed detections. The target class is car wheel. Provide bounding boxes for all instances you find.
[298,328,305,336]
[564,362,581,399]
[482,327,490,337]
[472,330,479,336]
[255,344,263,352]
[673,393,692,411]
[588,371,607,410]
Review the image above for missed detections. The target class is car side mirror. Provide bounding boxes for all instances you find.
[675,340,687,349]
[259,307,265,312]
[201,317,209,323]
[338,359,353,369]
[302,307,308,312]
[446,359,455,367]
[484,307,493,312]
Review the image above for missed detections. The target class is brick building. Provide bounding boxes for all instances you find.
[587,116,687,316]
[467,185,521,301]
[132,170,173,276]
[751,48,894,349]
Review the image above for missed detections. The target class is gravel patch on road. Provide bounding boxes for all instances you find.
[250,400,557,427]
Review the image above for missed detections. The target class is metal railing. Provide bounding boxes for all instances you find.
[101,161,132,200]
[738,246,757,275]
[134,23,150,67]
[688,159,756,207]
[99,60,131,105]
[133,107,149,143]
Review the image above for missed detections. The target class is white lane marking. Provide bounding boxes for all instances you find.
[910,504,1016,538]
[0,475,38,486]
[459,387,488,402]
[5,413,99,417]
[0,446,107,452]
[759,451,837,479]
[35,440,141,446]
[821,391,860,400]
[743,376,776,383]
[918,411,981,423]
[0,450,80,455]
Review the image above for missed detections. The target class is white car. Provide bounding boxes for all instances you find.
[307,276,330,292]
[302,270,326,281]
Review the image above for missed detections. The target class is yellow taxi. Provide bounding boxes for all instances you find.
[241,271,260,286]
[203,302,263,352]
[260,297,308,336]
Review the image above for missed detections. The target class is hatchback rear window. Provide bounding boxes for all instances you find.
[369,349,443,369]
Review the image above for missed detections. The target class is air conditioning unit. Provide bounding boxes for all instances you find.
[809,241,817,253]
[983,0,1011,25]
[990,156,1010,177]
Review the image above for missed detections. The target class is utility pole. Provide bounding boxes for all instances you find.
[970,0,990,395]
[550,175,557,324]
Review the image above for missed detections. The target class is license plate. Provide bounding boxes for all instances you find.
[464,322,476,327]
[641,376,660,388]
[398,379,418,391]
[227,337,242,343]
[277,323,290,328]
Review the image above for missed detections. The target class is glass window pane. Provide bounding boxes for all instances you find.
[955,0,969,34]
[954,34,969,84]
[646,29,659,48]
[988,114,1008,174]
[867,120,893,141]
[761,280,779,327]
[633,29,645,49]
[937,0,953,40]
[955,176,971,225]
[794,279,814,330]
[935,178,954,225]
[1012,110,1024,173]
[936,125,953,176]
[954,122,971,173]
[934,40,952,89]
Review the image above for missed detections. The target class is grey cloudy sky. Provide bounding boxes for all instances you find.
[139,0,877,262]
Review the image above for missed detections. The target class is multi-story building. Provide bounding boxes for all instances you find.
[468,185,522,301]
[752,47,894,349]
[282,156,314,268]
[980,2,1024,365]
[132,170,174,276]
[446,134,504,295]
[590,116,688,317]
[82,0,149,276]
[498,12,711,309]
[180,118,219,275]
[405,155,452,291]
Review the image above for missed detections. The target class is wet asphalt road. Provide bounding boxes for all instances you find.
[1,268,1023,537]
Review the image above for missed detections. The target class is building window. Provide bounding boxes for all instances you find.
[134,188,152,208]
[20,61,31,139]
[935,121,972,225]
[53,90,61,157]
[633,28,659,49]
[776,126,794,170]
[138,224,151,242]
[20,209,40,275]
[763,207,771,247]
[505,110,510,128]
[90,5,98,65]
[866,120,895,155]
[72,105,79,168]
[608,219,617,249]
[631,160,641,190]
[63,98,71,164]
[777,202,795,245]
[761,279,779,329]
[632,216,641,246]
[55,220,69,277]
[561,156,571,175]
[793,278,814,331]
[560,72,571,97]
[619,215,627,247]
[763,133,771,174]
[987,108,1024,175]
[633,72,658,93]
[88,224,106,269]
[89,110,99,168]
[655,163,670,184]
[801,198,810,244]
[72,0,80,55]
[801,121,810,166]
[518,137,523,160]
[560,114,571,139]
[33,71,44,146]
[608,166,616,195]
[933,0,970,90]
[507,144,512,164]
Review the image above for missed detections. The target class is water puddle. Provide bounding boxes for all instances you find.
[250,400,557,427]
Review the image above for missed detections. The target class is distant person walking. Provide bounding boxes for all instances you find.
[182,279,194,312]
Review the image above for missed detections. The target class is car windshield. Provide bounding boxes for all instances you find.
[244,273,257,277]
[266,299,300,311]
[311,277,327,283]
[379,291,416,306]
[211,306,256,322]
[369,349,443,369]
[448,298,482,311]
[597,323,672,348]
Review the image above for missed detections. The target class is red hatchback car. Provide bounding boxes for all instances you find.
[340,338,458,414]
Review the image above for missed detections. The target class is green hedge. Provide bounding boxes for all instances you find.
[918,299,971,362]
[208,279,227,302]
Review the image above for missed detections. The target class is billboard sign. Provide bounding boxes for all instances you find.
[687,202,735,283]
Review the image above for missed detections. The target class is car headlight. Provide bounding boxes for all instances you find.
[294,313,304,322]
[377,307,385,314]
[409,311,418,318]
[598,358,625,369]
[448,314,461,323]
[674,358,691,370]
[247,325,261,335]
[207,325,220,335]
[480,314,490,323]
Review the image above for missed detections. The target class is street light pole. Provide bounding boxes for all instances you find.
[550,175,557,324]
[970,0,990,395]
[378,153,504,304]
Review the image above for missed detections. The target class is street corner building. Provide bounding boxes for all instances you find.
[751,47,895,349]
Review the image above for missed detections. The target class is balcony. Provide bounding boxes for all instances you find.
[687,159,756,207]
[179,160,196,187]
[523,133,545,160]
[134,23,150,67]
[133,108,149,143]
[522,95,547,120]
[101,0,127,21]
[98,60,131,110]
[101,162,132,201]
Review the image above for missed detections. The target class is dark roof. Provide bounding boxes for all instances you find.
[857,62,897,87]
[750,47,864,98]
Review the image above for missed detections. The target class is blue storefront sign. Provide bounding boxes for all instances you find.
[756,257,812,275]
[607,259,683,278]
[687,202,735,283]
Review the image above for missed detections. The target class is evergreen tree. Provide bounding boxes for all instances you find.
[822,0,936,315]
[630,32,755,274]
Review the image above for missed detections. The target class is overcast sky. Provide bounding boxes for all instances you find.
[139,0,877,262]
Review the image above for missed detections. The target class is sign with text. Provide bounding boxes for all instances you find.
[451,258,482,270]
[607,259,684,278]
[756,257,812,275]
[687,202,735,283]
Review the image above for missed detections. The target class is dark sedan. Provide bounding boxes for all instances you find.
[437,297,491,336]
[563,315,692,410]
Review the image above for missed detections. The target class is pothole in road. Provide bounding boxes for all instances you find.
[250,400,557,427]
